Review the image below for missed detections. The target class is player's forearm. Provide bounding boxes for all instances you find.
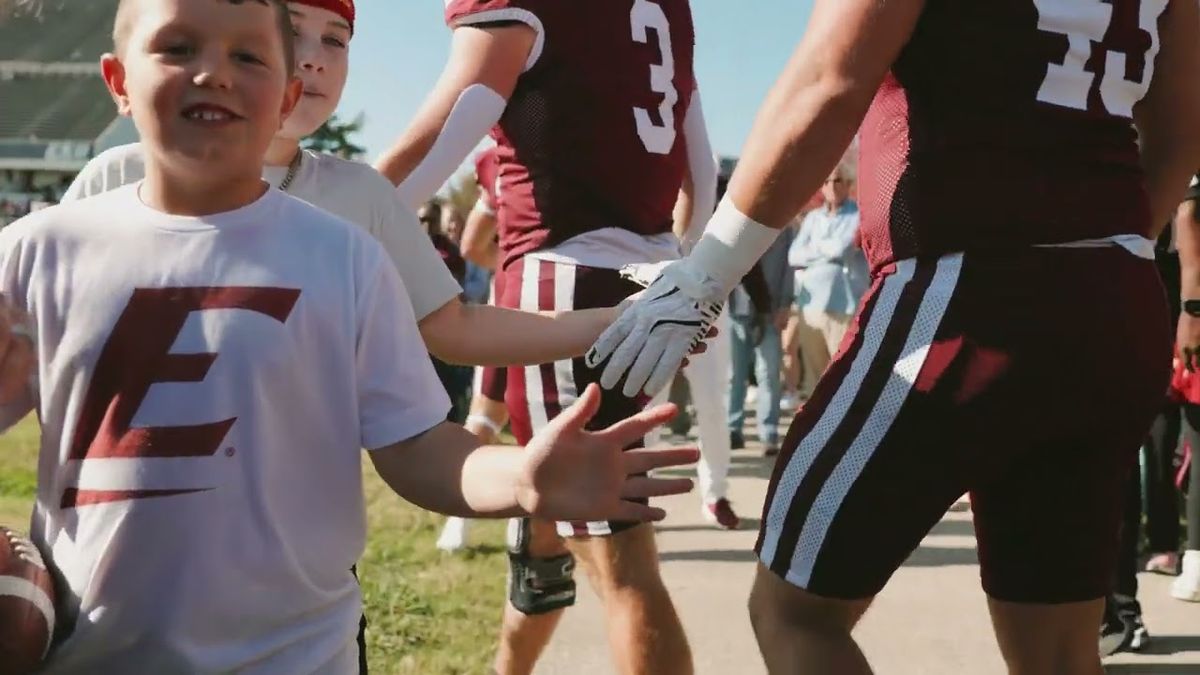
[370,422,525,518]
[1140,136,1200,236]
[423,301,616,366]
[729,60,876,229]
[1134,0,1200,235]
[1176,200,1200,299]
[374,119,439,189]
[460,211,499,270]
[461,238,498,270]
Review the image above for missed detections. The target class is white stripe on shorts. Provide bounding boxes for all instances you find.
[520,260,549,433]
[552,262,578,410]
[758,259,917,567]
[787,254,961,588]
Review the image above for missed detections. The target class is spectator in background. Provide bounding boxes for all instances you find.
[419,200,472,423]
[443,203,492,305]
[1100,219,1180,656]
[785,162,867,400]
[1170,171,1200,605]
[440,204,465,244]
[419,200,467,284]
[728,228,794,457]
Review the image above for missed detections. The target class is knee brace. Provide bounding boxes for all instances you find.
[506,518,576,615]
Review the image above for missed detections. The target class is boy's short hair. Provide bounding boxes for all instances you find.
[112,0,296,77]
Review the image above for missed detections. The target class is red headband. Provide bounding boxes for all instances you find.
[290,0,355,33]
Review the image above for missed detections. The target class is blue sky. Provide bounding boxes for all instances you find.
[339,1,816,164]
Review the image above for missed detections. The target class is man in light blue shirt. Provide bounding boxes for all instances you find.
[786,163,869,391]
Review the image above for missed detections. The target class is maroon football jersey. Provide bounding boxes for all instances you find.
[858,0,1170,272]
[474,148,501,212]
[445,0,695,269]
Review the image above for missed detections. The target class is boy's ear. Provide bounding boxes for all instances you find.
[100,54,133,117]
[279,76,303,129]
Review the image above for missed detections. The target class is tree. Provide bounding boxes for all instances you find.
[302,113,366,160]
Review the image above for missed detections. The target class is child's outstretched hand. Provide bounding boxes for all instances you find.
[0,297,33,405]
[516,384,699,523]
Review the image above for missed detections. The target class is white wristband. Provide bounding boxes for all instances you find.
[465,414,503,437]
[687,197,781,293]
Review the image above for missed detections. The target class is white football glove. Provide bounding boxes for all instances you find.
[586,260,725,397]
[586,198,781,398]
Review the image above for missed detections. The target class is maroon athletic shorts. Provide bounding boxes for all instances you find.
[756,246,1170,603]
[500,256,650,538]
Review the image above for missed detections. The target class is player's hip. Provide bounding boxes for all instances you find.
[868,245,1168,375]
[496,255,645,313]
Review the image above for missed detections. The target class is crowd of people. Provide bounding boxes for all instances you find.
[1,0,1197,673]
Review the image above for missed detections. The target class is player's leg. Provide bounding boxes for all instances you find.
[753,256,973,673]
[493,517,571,675]
[1172,403,1200,602]
[971,246,1169,674]
[1142,402,1181,572]
[553,261,692,674]
[683,311,739,529]
[490,258,577,674]
[978,443,1133,675]
[1098,464,1148,657]
[566,524,692,675]
[748,567,873,674]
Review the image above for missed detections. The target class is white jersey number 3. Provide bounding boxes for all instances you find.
[631,0,678,155]
[1034,0,1168,118]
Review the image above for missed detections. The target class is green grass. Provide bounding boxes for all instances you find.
[0,416,511,673]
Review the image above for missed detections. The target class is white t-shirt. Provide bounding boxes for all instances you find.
[63,143,461,321]
[0,185,450,674]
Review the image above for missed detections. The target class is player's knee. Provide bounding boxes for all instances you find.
[748,567,862,640]
[568,524,666,595]
[507,518,576,616]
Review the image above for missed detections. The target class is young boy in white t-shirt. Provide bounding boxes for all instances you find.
[63,0,617,370]
[1,1,697,672]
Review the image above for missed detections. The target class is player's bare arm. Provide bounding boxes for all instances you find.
[1145,0,1200,369]
[1133,0,1200,236]
[368,384,699,521]
[1176,197,1200,371]
[460,202,499,270]
[725,0,922,225]
[589,0,925,397]
[420,299,621,367]
[374,24,534,205]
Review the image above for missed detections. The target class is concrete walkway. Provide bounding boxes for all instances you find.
[536,413,1200,675]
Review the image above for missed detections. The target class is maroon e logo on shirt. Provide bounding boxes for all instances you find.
[61,287,300,509]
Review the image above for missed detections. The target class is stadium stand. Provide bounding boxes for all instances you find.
[0,0,129,222]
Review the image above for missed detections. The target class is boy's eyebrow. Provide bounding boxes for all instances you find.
[286,8,350,33]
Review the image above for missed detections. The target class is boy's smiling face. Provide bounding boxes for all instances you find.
[281,3,351,140]
[103,0,301,179]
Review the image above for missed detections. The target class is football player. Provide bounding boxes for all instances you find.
[596,0,1200,672]
[375,1,713,672]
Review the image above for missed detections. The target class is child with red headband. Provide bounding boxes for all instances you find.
[9,1,699,672]
[66,0,622,370]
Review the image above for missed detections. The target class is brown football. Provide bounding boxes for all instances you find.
[0,527,55,675]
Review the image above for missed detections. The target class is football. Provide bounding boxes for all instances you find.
[0,527,55,675]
